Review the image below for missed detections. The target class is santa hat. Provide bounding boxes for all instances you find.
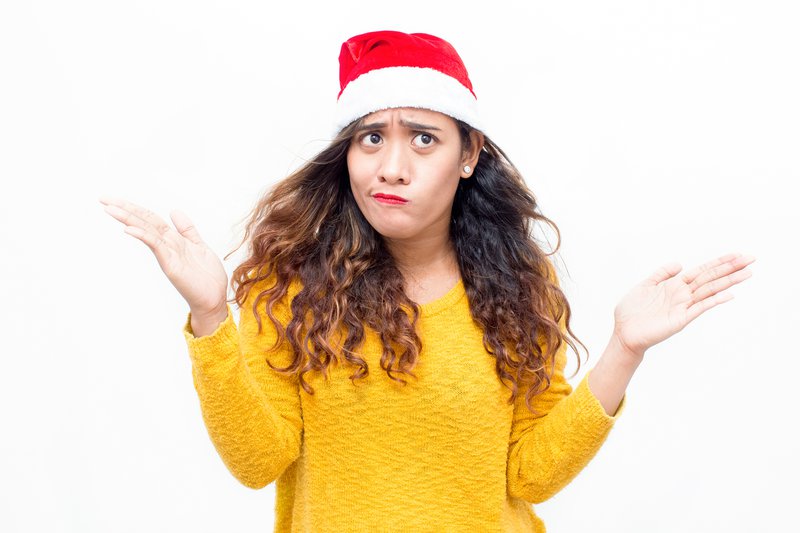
[332,30,485,136]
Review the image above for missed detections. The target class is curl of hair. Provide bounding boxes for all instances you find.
[222,117,588,416]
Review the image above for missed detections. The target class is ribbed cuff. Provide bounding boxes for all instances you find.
[182,303,240,373]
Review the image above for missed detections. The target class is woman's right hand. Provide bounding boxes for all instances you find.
[98,196,229,320]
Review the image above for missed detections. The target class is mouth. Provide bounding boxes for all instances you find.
[373,193,409,205]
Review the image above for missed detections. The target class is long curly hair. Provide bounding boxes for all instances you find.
[223,116,588,416]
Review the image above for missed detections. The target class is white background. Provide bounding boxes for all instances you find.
[1,1,797,532]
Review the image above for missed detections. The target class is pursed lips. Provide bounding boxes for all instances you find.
[373,193,409,204]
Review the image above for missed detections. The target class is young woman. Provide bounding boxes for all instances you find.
[99,30,755,532]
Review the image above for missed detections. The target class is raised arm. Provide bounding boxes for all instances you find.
[183,283,303,489]
[99,197,304,488]
[506,251,756,503]
[505,328,625,503]
[506,263,626,504]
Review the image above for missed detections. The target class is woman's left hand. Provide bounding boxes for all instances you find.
[611,252,756,360]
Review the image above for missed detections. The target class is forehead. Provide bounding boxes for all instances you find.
[360,107,456,127]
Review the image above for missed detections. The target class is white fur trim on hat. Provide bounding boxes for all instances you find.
[332,65,485,137]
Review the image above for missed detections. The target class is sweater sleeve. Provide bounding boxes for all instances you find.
[182,284,303,489]
[506,265,627,504]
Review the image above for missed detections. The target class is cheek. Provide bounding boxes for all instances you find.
[346,158,360,193]
[346,152,369,190]
[420,159,461,194]
[348,171,367,199]
[346,163,370,214]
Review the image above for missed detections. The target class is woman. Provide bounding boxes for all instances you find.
[99,30,755,532]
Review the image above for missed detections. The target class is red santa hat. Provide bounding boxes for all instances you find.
[332,30,485,135]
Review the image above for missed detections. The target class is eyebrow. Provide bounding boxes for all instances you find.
[355,118,443,132]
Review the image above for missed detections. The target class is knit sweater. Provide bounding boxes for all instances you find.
[182,272,626,533]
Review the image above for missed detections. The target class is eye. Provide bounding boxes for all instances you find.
[360,132,382,146]
[412,132,436,148]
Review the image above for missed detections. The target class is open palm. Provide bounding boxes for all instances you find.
[613,252,756,356]
[99,196,229,316]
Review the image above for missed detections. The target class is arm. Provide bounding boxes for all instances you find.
[507,252,754,503]
[506,265,627,504]
[585,253,754,414]
[183,281,303,489]
[506,340,627,504]
[588,335,642,416]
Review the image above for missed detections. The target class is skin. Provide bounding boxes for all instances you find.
[98,106,757,416]
[589,252,755,415]
[346,107,483,303]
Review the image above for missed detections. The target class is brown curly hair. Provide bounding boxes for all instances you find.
[222,116,588,416]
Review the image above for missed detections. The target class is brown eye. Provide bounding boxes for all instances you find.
[413,133,435,147]
[363,133,381,145]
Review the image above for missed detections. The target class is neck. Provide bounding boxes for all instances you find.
[384,233,459,282]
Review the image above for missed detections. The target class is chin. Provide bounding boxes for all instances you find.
[371,225,417,241]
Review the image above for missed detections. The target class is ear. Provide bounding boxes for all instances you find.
[461,130,485,178]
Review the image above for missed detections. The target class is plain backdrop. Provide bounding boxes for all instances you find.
[1,1,797,532]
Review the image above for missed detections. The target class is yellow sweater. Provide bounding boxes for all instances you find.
[182,274,626,532]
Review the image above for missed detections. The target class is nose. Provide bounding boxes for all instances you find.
[378,139,410,184]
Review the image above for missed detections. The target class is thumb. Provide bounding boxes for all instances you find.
[170,209,205,245]
[645,261,683,286]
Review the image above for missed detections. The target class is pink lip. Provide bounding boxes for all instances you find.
[373,193,409,205]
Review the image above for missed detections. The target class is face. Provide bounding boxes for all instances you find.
[346,107,479,243]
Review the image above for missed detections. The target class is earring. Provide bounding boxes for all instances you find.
[463,165,471,174]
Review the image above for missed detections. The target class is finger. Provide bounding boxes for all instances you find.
[685,290,735,323]
[103,204,164,240]
[686,253,756,292]
[169,209,204,245]
[102,198,172,237]
[689,267,753,305]
[123,225,172,256]
[645,261,683,286]
[98,194,121,206]
[680,252,742,287]
[102,203,140,227]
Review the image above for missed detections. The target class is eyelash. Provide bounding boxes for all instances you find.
[359,131,437,147]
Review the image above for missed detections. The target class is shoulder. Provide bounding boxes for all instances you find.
[241,268,305,322]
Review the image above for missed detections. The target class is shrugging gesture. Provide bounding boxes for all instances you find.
[611,252,756,360]
[589,251,756,417]
[98,195,229,329]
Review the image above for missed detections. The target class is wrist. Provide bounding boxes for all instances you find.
[608,333,646,366]
[190,299,228,319]
[189,303,229,337]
